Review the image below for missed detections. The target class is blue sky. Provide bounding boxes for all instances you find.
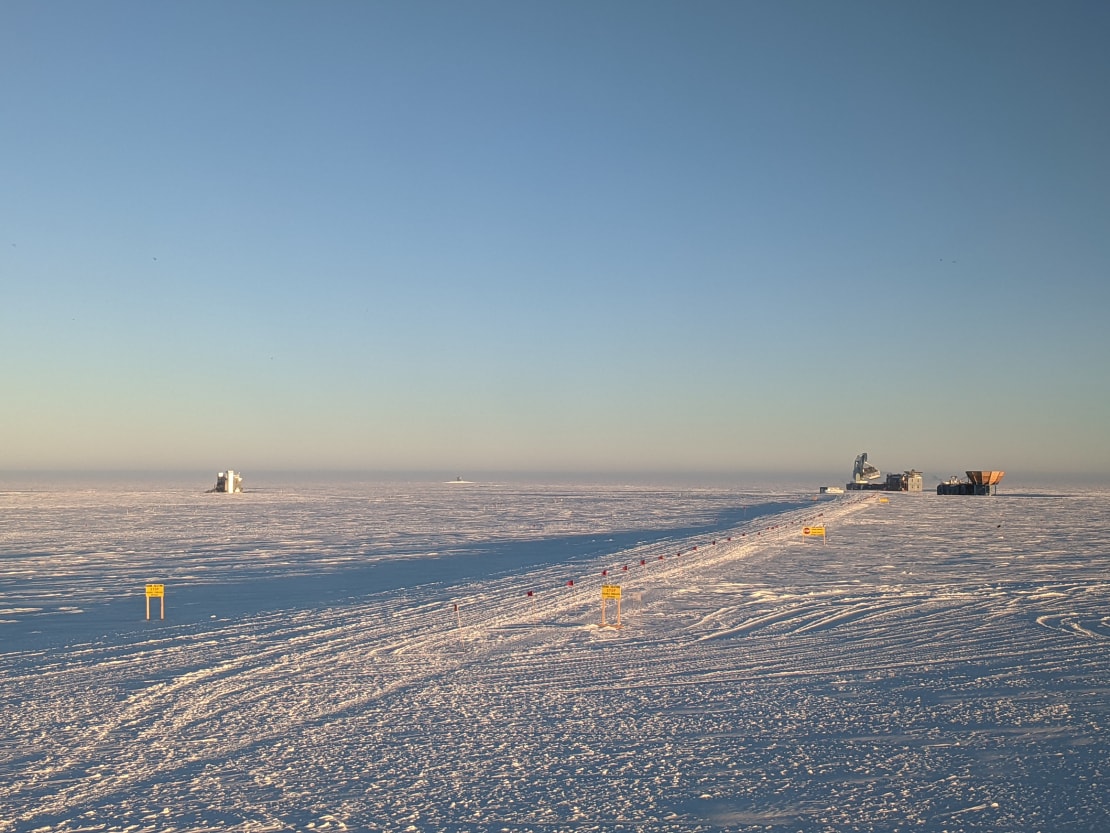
[2,1,1108,480]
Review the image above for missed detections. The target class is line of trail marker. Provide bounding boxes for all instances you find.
[454,602,462,628]
[145,583,165,620]
[600,584,622,628]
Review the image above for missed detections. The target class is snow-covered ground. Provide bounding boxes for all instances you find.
[1,477,1107,832]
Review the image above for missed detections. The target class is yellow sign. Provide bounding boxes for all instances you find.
[145,584,166,620]
[600,584,623,628]
[802,526,826,537]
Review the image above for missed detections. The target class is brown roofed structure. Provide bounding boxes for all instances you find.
[938,470,1005,495]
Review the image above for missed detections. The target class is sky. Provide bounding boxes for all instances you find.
[2,1,1108,480]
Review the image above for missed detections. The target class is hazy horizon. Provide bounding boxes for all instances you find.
[3,466,1106,491]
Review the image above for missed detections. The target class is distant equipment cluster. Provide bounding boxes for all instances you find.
[822,453,1005,496]
[843,452,923,493]
[937,470,1005,496]
[209,470,243,494]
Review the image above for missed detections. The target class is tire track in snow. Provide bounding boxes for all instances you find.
[5,488,1108,831]
[3,495,859,829]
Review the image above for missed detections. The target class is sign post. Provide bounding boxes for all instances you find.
[802,526,827,545]
[601,584,622,628]
[145,584,165,620]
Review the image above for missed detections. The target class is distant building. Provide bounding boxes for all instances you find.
[938,471,1004,496]
[886,470,923,492]
[210,470,243,493]
[844,453,922,492]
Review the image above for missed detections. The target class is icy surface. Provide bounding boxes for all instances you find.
[1,479,1107,831]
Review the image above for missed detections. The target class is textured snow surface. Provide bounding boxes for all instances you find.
[1,479,1107,832]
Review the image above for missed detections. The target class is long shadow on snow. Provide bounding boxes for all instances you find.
[7,500,806,649]
[163,499,802,619]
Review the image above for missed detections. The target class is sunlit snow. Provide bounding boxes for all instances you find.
[2,478,1107,832]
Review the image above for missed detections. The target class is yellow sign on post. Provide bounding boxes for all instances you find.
[600,584,622,627]
[145,584,165,620]
[802,526,827,545]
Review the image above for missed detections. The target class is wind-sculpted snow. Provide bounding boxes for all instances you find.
[1,480,1107,832]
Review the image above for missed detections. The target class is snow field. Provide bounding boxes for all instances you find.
[1,481,1107,832]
